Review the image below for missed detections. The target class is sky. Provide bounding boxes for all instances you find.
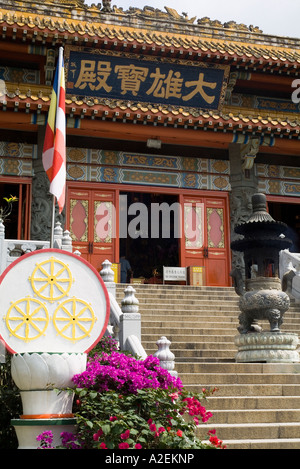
[84,0,300,39]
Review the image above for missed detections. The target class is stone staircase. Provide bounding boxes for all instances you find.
[116,284,300,449]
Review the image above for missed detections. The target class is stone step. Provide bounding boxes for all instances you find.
[144,344,236,354]
[222,438,300,450]
[116,284,300,449]
[141,320,238,328]
[117,292,236,300]
[138,304,239,309]
[141,326,238,335]
[207,395,300,410]
[209,409,300,424]
[140,310,240,317]
[179,372,300,385]
[184,383,300,396]
[145,348,237,363]
[142,337,235,347]
[175,362,300,374]
[116,284,236,291]
[197,422,300,441]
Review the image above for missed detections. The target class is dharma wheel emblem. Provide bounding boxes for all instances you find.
[29,257,73,302]
[53,298,96,343]
[0,250,109,354]
[5,297,49,343]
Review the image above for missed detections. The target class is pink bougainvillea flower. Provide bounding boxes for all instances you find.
[135,443,142,449]
[99,442,108,449]
[93,428,104,441]
[149,423,157,432]
[176,430,183,437]
[120,429,130,440]
[119,442,130,449]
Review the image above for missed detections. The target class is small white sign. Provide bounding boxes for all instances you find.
[163,266,187,282]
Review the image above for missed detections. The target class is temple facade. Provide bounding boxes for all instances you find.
[0,0,299,286]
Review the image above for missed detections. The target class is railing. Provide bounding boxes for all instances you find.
[0,219,177,374]
[279,249,300,302]
[100,259,177,375]
[0,219,72,275]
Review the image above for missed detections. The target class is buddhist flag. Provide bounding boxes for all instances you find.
[42,47,66,213]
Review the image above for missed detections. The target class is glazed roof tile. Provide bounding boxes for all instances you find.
[1,82,299,136]
[0,8,299,67]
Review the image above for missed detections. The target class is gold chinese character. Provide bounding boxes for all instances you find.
[94,61,113,92]
[183,72,217,104]
[114,65,149,96]
[74,60,112,92]
[74,60,97,89]
[146,68,183,99]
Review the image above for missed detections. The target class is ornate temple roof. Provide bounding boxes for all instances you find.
[0,0,299,67]
[0,0,299,141]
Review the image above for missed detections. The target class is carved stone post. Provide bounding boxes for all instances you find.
[62,230,72,252]
[154,336,177,377]
[100,259,116,298]
[119,286,141,351]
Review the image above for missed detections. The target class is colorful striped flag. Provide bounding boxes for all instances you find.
[42,47,66,214]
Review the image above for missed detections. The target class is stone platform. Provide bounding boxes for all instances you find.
[234,332,300,363]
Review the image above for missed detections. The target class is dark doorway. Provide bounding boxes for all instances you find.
[119,191,180,281]
[268,201,300,252]
[0,181,31,240]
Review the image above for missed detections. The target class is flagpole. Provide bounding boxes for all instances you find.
[42,46,66,248]
[50,195,56,248]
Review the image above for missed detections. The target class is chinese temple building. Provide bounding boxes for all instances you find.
[0,0,300,286]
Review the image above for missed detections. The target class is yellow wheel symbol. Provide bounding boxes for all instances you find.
[5,298,49,342]
[29,257,73,302]
[53,298,96,343]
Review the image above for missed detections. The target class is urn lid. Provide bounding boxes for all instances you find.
[234,193,289,235]
[231,193,293,252]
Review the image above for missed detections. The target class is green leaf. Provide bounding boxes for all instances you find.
[101,424,111,435]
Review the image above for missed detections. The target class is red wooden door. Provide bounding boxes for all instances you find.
[67,187,118,272]
[180,194,230,286]
[205,197,230,286]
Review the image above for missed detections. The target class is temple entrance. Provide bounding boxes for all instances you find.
[268,198,300,252]
[119,191,179,283]
[66,182,231,286]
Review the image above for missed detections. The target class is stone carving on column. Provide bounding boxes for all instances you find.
[31,171,65,241]
[229,141,259,278]
[240,138,260,170]
[31,157,65,241]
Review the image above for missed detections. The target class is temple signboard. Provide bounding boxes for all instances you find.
[65,47,229,111]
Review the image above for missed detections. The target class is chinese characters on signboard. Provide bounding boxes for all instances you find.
[65,48,229,111]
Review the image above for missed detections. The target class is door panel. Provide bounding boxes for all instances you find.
[67,187,117,272]
[206,198,229,286]
[180,194,230,286]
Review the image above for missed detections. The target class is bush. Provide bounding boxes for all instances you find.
[0,353,21,449]
[37,336,226,450]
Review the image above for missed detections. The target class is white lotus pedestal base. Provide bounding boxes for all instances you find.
[11,418,76,449]
[235,332,300,363]
[10,352,86,448]
[20,390,74,417]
